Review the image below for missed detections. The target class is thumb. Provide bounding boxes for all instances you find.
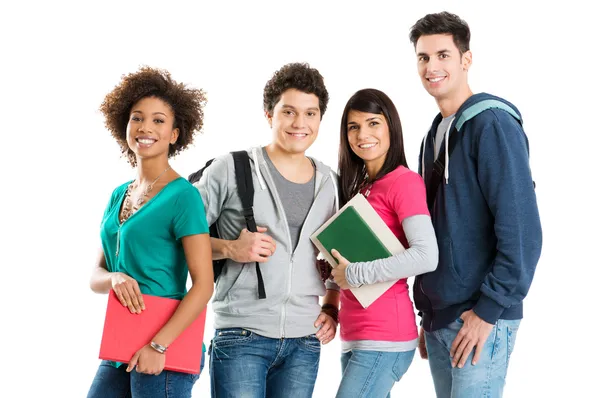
[257,226,268,233]
[331,249,343,263]
[126,351,140,373]
[314,313,324,327]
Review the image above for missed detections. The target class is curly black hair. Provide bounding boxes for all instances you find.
[263,63,329,119]
[100,66,207,166]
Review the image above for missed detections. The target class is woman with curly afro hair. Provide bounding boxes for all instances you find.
[87,67,214,398]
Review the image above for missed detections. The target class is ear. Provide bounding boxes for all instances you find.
[462,50,473,71]
[265,111,273,128]
[170,128,179,145]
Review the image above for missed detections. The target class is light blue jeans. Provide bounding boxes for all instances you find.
[209,328,320,398]
[425,318,521,398]
[87,351,204,398]
[336,349,415,398]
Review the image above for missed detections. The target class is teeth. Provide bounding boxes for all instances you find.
[290,133,306,137]
[429,77,444,82]
[359,143,376,149]
[138,139,155,144]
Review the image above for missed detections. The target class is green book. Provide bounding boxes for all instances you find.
[311,193,405,308]
[316,206,392,264]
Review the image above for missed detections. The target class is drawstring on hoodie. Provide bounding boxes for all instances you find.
[444,117,456,184]
[421,116,456,184]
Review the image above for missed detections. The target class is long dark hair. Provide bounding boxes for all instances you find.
[338,88,408,205]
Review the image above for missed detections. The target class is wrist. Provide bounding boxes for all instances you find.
[221,239,235,260]
[150,341,168,354]
[321,304,339,323]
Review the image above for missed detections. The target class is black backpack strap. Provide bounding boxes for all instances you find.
[231,150,266,300]
[426,128,460,213]
[426,98,531,212]
[188,158,215,184]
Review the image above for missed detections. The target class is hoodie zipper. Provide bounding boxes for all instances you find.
[281,177,328,337]
[261,161,329,338]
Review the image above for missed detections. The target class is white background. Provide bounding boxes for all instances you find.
[1,1,597,397]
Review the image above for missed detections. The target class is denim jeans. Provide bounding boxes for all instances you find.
[209,328,320,398]
[87,352,204,398]
[425,318,521,398]
[336,349,415,398]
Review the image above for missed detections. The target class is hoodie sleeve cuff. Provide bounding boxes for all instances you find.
[473,295,505,325]
[345,263,363,288]
[325,279,340,291]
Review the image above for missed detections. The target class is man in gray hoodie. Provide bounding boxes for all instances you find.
[196,63,340,398]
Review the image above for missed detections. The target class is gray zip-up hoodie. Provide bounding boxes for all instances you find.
[195,147,339,339]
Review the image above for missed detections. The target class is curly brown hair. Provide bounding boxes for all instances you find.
[100,66,207,166]
[263,63,329,119]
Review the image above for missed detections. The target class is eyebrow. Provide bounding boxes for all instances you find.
[348,116,383,124]
[417,49,451,57]
[131,110,168,117]
[281,104,320,112]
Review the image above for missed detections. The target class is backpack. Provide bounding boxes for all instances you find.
[188,150,266,299]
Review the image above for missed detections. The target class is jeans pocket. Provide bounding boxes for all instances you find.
[488,323,501,361]
[299,334,321,353]
[506,320,520,364]
[212,328,253,348]
[391,350,415,381]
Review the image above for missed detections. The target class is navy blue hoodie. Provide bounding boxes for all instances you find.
[414,93,542,332]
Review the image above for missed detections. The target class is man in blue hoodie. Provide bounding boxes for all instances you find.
[409,12,542,397]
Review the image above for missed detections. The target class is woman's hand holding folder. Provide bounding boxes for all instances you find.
[111,272,145,314]
[126,344,166,375]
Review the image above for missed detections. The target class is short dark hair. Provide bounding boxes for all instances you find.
[409,12,471,54]
[263,62,329,119]
[100,66,207,166]
[338,89,408,205]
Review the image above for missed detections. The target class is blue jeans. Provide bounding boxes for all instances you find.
[425,318,521,398]
[87,352,204,398]
[209,328,320,398]
[336,349,415,398]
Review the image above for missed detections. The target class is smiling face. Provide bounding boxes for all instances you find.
[416,33,472,102]
[266,88,321,155]
[346,109,391,174]
[125,96,179,162]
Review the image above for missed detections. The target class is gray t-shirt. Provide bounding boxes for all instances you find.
[434,113,456,159]
[262,148,315,250]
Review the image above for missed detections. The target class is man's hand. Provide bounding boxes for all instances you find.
[330,249,351,290]
[229,226,276,263]
[314,312,337,345]
[418,327,428,359]
[450,310,494,368]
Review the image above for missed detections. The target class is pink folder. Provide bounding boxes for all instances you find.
[99,290,207,374]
